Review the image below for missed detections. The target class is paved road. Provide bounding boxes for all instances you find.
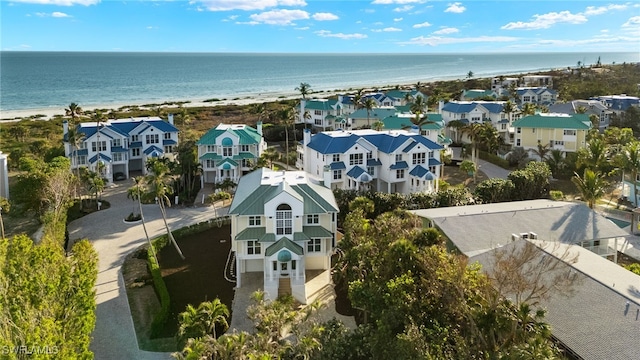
[68,182,220,360]
[476,158,511,180]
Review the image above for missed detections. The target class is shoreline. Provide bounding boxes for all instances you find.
[0,64,613,121]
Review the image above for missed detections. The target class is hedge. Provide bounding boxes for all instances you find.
[479,151,510,169]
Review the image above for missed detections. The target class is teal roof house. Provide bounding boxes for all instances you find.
[229,168,339,304]
[197,123,267,187]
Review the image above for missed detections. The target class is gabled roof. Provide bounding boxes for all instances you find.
[462,89,497,99]
[306,129,442,155]
[302,99,337,111]
[197,124,262,146]
[330,161,346,170]
[229,168,338,216]
[390,161,408,170]
[442,101,505,114]
[381,113,444,131]
[265,237,304,256]
[143,145,164,156]
[512,113,591,129]
[367,158,382,166]
[348,107,398,120]
[163,139,177,146]
[346,166,372,182]
[88,153,112,164]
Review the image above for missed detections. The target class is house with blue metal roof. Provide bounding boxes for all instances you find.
[229,168,338,304]
[62,115,179,183]
[440,100,520,145]
[196,123,267,187]
[515,87,558,106]
[590,94,640,114]
[298,128,443,194]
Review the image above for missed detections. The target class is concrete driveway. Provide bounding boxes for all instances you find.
[477,158,511,180]
[68,182,220,360]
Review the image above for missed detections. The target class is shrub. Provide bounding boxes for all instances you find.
[625,263,640,276]
[125,212,141,222]
[207,191,231,203]
[549,190,564,201]
[479,151,510,169]
[148,248,170,338]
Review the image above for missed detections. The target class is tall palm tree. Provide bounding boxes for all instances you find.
[532,140,551,161]
[461,123,483,182]
[92,110,106,177]
[372,120,384,131]
[502,100,516,124]
[353,89,364,110]
[277,107,295,169]
[522,103,537,116]
[66,126,86,177]
[362,98,376,128]
[295,82,312,99]
[146,159,185,260]
[65,102,83,123]
[128,176,157,264]
[572,169,607,209]
[447,119,465,143]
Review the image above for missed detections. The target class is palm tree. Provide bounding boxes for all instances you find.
[447,120,465,143]
[572,169,607,209]
[532,140,551,161]
[261,147,279,170]
[461,123,483,182]
[295,82,312,99]
[522,103,537,116]
[178,300,229,342]
[128,176,157,263]
[502,100,516,124]
[92,110,106,177]
[66,126,86,178]
[545,149,566,178]
[353,89,364,110]
[277,107,295,169]
[146,159,185,260]
[406,96,434,134]
[362,97,376,128]
[467,71,474,79]
[302,110,312,130]
[403,92,414,105]
[372,120,384,131]
[577,136,608,174]
[65,102,83,123]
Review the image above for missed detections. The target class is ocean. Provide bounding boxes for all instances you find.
[1,51,638,115]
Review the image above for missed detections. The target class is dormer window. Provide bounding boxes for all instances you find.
[276,204,293,235]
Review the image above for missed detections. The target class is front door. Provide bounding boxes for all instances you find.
[279,262,289,277]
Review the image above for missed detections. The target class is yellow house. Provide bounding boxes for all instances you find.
[512,113,591,156]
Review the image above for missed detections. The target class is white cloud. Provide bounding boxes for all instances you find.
[196,0,307,12]
[312,12,338,21]
[249,9,309,25]
[501,11,587,30]
[315,30,367,40]
[393,5,413,12]
[537,35,638,47]
[433,27,458,35]
[372,0,425,4]
[583,4,627,16]
[36,11,71,17]
[373,21,384,26]
[401,35,517,46]
[445,2,465,13]
[412,21,431,28]
[20,44,32,48]
[13,0,97,5]
[623,15,640,28]
[295,26,309,30]
[372,27,402,32]
[393,17,403,22]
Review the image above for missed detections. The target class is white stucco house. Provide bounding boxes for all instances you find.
[229,168,339,304]
[63,116,179,183]
[197,123,267,187]
[297,128,443,194]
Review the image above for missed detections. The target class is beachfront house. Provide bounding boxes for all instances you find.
[298,128,443,194]
[439,100,518,145]
[460,89,499,101]
[549,100,613,132]
[197,123,267,187]
[63,116,179,183]
[515,87,558,106]
[491,77,519,93]
[229,168,338,304]
[512,113,591,157]
[384,89,426,105]
[521,75,553,88]
[347,107,399,129]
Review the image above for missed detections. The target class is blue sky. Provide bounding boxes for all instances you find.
[1,0,639,53]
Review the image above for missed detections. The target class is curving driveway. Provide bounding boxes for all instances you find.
[68,183,219,360]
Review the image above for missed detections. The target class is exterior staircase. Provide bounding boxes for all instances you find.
[278,277,291,298]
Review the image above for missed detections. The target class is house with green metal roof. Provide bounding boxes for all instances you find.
[298,99,347,131]
[229,168,339,304]
[512,113,591,156]
[460,89,499,101]
[197,123,267,187]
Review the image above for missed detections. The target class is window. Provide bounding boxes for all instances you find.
[412,153,426,165]
[276,204,292,235]
[78,156,87,165]
[472,116,481,122]
[206,145,215,152]
[223,147,233,157]
[132,148,140,157]
[131,135,139,142]
[349,153,363,165]
[332,154,340,162]
[563,129,576,136]
[112,139,121,147]
[307,238,322,253]
[333,170,342,180]
[429,166,436,173]
[273,261,277,271]
[240,145,250,152]
[306,214,319,224]
[165,145,174,153]
[247,240,261,255]
[112,153,124,162]
[501,124,507,130]
[248,216,261,226]
[428,151,434,158]
[516,139,521,146]
[146,134,159,144]
[79,142,86,149]
[516,128,521,134]
[396,169,405,179]
[367,167,375,176]
[314,110,322,116]
[367,152,372,159]
[554,140,564,146]
[291,260,297,270]
[206,159,214,168]
[395,154,402,162]
[164,133,171,140]
[92,141,107,152]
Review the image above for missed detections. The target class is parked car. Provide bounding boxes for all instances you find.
[114,172,126,181]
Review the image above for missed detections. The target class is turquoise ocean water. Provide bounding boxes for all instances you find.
[1,51,638,113]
